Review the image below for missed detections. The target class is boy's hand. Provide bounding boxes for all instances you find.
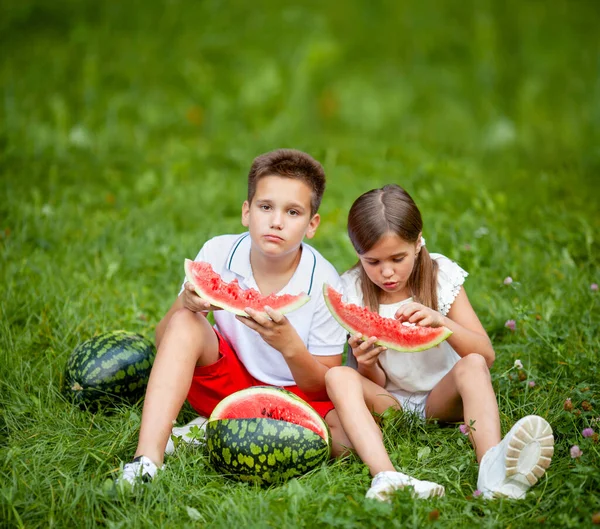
[394,302,443,327]
[182,282,222,313]
[236,306,304,356]
[349,333,386,368]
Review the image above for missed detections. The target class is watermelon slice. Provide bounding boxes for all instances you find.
[184,259,310,317]
[323,283,452,352]
[207,386,330,485]
[209,386,329,441]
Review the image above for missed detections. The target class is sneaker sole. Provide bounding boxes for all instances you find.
[418,484,445,499]
[503,415,554,489]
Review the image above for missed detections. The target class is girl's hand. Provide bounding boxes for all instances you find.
[349,333,387,368]
[182,282,222,312]
[394,302,444,327]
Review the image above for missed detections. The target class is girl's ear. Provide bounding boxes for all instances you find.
[416,231,423,254]
[304,213,320,239]
[241,200,250,227]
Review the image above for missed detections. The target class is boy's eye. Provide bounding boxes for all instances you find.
[288,209,299,216]
[260,204,271,211]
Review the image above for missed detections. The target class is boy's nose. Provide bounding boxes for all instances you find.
[270,212,284,229]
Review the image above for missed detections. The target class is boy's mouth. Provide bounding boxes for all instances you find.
[264,234,284,242]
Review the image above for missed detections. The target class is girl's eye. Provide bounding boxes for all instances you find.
[393,257,405,263]
[365,260,378,266]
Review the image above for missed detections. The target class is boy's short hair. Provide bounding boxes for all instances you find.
[247,149,326,216]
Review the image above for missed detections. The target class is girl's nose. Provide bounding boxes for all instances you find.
[381,265,394,278]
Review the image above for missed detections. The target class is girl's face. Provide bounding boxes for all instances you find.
[358,232,420,303]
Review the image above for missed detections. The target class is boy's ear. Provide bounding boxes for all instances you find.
[305,213,320,239]
[241,200,250,227]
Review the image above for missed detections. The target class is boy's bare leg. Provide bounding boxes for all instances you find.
[325,367,399,476]
[135,309,219,466]
[425,353,501,462]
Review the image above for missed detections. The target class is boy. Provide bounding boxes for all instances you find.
[120,149,349,484]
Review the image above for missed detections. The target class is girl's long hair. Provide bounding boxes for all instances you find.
[347,184,438,314]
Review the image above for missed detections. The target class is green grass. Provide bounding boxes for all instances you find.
[1,0,599,527]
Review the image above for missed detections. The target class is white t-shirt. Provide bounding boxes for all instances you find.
[341,253,468,395]
[183,233,347,386]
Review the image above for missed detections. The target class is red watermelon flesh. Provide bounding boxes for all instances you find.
[184,259,310,317]
[323,283,452,352]
[210,386,329,442]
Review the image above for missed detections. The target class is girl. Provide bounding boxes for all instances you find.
[325,184,554,502]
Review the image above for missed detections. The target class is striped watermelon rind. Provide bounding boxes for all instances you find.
[63,330,156,408]
[206,387,330,485]
[323,283,453,352]
[184,259,310,317]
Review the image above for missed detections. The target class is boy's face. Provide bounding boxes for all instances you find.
[242,175,320,259]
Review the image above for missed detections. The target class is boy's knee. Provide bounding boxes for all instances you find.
[168,308,211,332]
[162,309,218,363]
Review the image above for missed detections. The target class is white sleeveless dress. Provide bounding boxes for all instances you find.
[341,253,468,417]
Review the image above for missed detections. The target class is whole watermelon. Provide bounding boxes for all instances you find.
[206,386,331,485]
[63,330,156,408]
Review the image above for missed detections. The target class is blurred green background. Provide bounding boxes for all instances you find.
[1,1,599,527]
[2,0,598,328]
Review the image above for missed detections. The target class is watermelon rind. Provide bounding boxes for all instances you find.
[210,386,330,443]
[207,386,331,485]
[63,330,156,409]
[184,259,310,317]
[206,417,330,486]
[323,283,453,353]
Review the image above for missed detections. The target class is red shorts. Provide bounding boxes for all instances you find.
[186,329,335,419]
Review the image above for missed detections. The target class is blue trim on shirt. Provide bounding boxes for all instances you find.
[226,233,317,294]
[305,246,317,295]
[227,233,250,270]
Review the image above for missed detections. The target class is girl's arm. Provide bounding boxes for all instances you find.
[357,362,387,387]
[395,286,495,367]
[350,334,388,387]
[441,287,495,366]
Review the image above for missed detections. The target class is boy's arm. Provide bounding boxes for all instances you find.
[279,341,342,400]
[238,307,342,400]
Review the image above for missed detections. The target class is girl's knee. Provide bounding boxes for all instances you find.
[325,366,359,389]
[454,354,490,384]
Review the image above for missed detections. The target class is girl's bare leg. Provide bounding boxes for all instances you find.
[135,309,219,466]
[425,354,501,462]
[325,366,400,476]
[325,409,353,458]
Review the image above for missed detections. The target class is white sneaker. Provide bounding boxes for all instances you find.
[117,456,160,487]
[366,471,445,502]
[164,416,208,455]
[477,415,554,499]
